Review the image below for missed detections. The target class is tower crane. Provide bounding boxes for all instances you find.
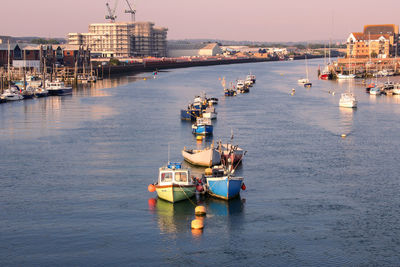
[124,0,136,22]
[105,0,118,23]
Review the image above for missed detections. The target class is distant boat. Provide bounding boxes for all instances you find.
[45,80,72,96]
[339,93,357,108]
[202,106,217,120]
[22,87,35,99]
[337,73,356,79]
[298,54,312,87]
[369,86,381,95]
[207,97,218,105]
[236,80,247,93]
[393,84,400,95]
[34,87,48,98]
[0,86,23,101]
[192,117,213,135]
[154,162,196,203]
[247,74,256,84]
[182,146,221,167]
[180,105,201,121]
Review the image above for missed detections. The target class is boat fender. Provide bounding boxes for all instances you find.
[148,184,156,192]
[241,183,246,190]
[196,185,204,192]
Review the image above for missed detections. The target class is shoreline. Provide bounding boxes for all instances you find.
[95,55,324,76]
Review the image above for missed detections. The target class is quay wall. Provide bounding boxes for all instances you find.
[95,55,324,75]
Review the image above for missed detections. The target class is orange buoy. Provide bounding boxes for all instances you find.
[341,134,347,138]
[191,219,204,229]
[148,184,156,192]
[241,183,246,190]
[205,168,212,175]
[195,205,206,215]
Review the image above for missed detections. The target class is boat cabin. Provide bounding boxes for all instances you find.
[158,163,191,185]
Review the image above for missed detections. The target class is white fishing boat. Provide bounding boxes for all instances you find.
[392,84,400,95]
[337,73,356,79]
[298,55,312,87]
[45,80,72,96]
[182,146,221,167]
[339,92,357,108]
[0,87,23,101]
[153,162,196,203]
[202,106,217,120]
[236,80,245,90]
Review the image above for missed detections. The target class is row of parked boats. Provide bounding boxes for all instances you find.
[0,76,72,103]
[148,74,257,203]
[365,80,400,95]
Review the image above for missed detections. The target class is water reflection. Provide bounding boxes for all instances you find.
[152,198,195,235]
[204,196,245,216]
[339,107,355,136]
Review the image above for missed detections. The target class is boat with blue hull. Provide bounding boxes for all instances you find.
[206,167,244,200]
[180,107,201,121]
[192,117,213,135]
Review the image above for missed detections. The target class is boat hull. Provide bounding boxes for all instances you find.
[182,148,221,167]
[192,124,213,135]
[206,176,243,200]
[339,101,357,108]
[180,109,200,121]
[155,184,196,203]
[47,88,72,96]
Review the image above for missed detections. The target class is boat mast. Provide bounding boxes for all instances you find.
[305,54,309,80]
[7,40,10,85]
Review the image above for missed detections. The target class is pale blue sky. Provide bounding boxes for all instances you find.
[1,0,400,42]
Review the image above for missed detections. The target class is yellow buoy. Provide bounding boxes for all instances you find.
[191,219,204,229]
[195,205,207,216]
[144,78,147,81]
[196,135,203,141]
[341,134,347,138]
[205,168,212,175]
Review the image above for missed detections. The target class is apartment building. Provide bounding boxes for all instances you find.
[68,22,167,58]
[346,24,400,58]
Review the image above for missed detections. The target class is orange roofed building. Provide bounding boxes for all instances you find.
[346,24,399,59]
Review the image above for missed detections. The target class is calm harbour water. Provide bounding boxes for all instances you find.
[1,59,400,266]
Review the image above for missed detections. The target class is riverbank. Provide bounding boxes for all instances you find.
[94,54,324,76]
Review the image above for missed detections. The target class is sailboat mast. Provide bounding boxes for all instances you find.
[305,54,309,80]
[7,40,10,84]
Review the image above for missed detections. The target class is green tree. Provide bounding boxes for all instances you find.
[109,57,120,66]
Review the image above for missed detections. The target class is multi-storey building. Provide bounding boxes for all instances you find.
[68,22,167,58]
[346,24,399,58]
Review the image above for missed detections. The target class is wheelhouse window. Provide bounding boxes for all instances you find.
[161,172,172,182]
[175,172,187,182]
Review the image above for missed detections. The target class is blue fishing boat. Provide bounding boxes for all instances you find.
[205,167,244,200]
[180,106,201,121]
[192,117,213,135]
